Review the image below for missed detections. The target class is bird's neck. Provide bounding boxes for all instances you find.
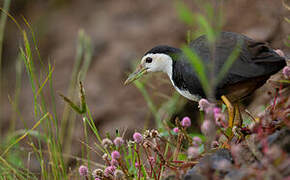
[162,58,173,79]
[164,60,176,89]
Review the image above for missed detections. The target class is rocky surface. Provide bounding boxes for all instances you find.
[184,128,290,180]
[184,149,233,180]
[266,128,290,153]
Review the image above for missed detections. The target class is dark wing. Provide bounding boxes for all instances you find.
[182,32,286,99]
[172,59,206,98]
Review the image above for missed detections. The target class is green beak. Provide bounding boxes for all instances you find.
[124,64,148,85]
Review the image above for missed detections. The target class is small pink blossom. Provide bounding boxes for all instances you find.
[133,132,143,143]
[104,166,116,177]
[198,98,210,111]
[79,165,88,176]
[181,117,191,127]
[187,146,200,159]
[135,162,140,168]
[192,136,202,146]
[113,137,124,147]
[213,107,221,115]
[173,127,179,133]
[95,178,101,180]
[111,159,119,166]
[282,66,290,79]
[111,150,121,160]
[215,113,226,127]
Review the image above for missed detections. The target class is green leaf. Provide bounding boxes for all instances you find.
[188,133,206,142]
[196,14,215,43]
[178,153,187,161]
[225,127,232,138]
[199,144,205,153]
[222,104,226,112]
[175,1,195,25]
[242,117,252,126]
[134,80,162,128]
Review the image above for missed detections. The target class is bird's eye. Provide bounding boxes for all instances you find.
[145,57,153,63]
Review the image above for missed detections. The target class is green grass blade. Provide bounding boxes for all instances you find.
[196,14,215,43]
[182,45,210,95]
[134,80,162,127]
[1,112,48,157]
[175,1,194,25]
[0,0,11,73]
[215,41,242,85]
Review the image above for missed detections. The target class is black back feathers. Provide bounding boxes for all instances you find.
[171,32,286,101]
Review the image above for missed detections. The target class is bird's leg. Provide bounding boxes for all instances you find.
[232,104,245,141]
[221,95,235,129]
[234,104,243,127]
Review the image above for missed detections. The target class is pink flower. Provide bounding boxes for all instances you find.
[133,132,143,143]
[104,166,116,177]
[95,178,101,180]
[282,66,290,79]
[198,98,210,111]
[111,150,121,160]
[187,146,200,159]
[215,113,226,127]
[113,137,124,147]
[181,117,191,127]
[173,127,179,133]
[213,107,221,115]
[192,136,202,146]
[79,165,88,176]
[111,159,119,166]
[135,162,140,168]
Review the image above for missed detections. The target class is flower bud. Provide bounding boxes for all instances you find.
[79,165,88,176]
[181,117,191,127]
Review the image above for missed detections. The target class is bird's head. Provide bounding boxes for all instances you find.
[124,45,181,85]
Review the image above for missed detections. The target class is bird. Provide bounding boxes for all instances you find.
[124,32,286,133]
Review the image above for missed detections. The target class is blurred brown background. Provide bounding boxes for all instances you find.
[1,0,289,170]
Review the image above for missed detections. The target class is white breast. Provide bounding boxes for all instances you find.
[154,53,201,102]
[170,79,201,102]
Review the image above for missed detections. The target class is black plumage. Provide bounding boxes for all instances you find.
[147,32,286,101]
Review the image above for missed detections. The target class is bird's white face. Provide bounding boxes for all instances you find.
[124,53,173,85]
[141,53,173,73]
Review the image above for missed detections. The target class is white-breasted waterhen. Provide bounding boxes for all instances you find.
[124,32,286,133]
